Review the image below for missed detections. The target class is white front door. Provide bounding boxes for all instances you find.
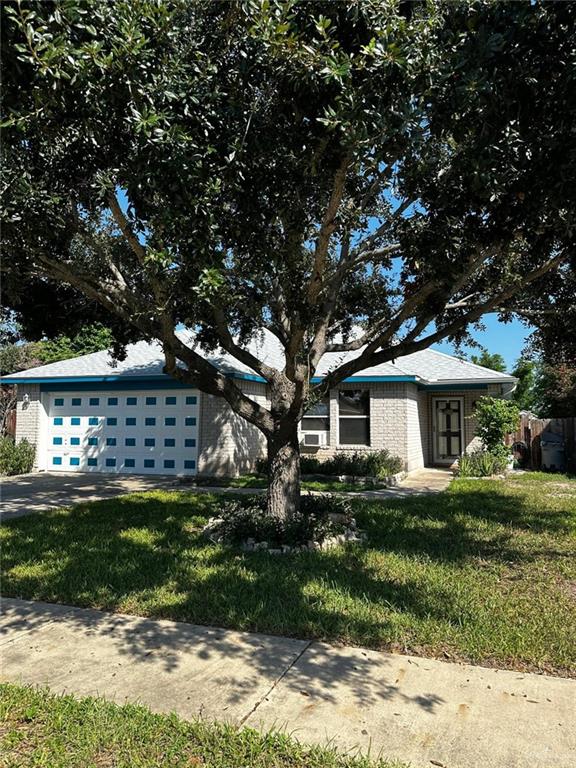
[432,397,464,465]
[46,389,199,475]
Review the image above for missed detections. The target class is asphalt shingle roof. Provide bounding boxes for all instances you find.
[3,330,515,385]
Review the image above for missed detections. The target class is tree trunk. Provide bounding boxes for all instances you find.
[267,423,301,520]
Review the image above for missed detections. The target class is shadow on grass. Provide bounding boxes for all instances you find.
[2,480,574,694]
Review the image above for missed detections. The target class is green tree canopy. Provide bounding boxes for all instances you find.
[2,0,575,516]
[470,350,507,373]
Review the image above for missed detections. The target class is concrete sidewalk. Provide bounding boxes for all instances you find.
[1,599,574,768]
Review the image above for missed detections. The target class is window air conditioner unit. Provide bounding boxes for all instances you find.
[302,432,327,447]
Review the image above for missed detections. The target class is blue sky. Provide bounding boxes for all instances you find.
[433,314,530,372]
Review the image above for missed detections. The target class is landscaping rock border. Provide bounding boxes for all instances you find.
[202,516,367,553]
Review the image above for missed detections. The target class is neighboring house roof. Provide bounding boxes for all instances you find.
[2,330,516,387]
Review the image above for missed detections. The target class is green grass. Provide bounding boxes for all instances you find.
[2,473,575,675]
[194,474,387,492]
[0,683,402,768]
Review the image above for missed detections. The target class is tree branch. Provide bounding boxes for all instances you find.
[306,155,350,306]
[318,251,567,392]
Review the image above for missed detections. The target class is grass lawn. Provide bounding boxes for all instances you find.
[1,473,575,676]
[0,683,401,768]
[194,474,387,492]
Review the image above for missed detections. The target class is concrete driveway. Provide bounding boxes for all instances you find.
[1,472,174,521]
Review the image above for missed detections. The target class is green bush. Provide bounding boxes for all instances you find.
[300,455,322,474]
[473,396,520,454]
[0,437,35,476]
[215,494,354,547]
[457,449,508,478]
[256,450,403,479]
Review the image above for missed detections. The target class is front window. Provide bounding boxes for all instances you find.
[339,389,370,445]
[301,397,330,432]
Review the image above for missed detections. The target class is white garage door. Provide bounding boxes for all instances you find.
[46,389,199,475]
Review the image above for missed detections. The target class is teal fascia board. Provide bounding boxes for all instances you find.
[419,383,489,391]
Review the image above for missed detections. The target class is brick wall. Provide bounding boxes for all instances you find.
[305,381,419,470]
[405,383,425,471]
[197,380,268,476]
[14,384,43,469]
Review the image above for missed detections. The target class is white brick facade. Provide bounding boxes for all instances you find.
[14,384,46,469]
[306,381,426,471]
[197,380,268,476]
[12,379,506,477]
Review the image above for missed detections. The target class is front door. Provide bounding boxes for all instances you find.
[432,397,463,464]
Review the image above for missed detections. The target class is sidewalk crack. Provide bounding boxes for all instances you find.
[239,640,312,726]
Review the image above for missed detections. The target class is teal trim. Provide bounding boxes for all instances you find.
[419,383,490,391]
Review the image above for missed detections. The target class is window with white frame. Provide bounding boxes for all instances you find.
[338,389,370,445]
[301,396,330,433]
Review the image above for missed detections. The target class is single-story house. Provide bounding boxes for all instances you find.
[4,332,516,476]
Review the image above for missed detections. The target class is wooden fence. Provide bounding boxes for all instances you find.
[507,414,576,471]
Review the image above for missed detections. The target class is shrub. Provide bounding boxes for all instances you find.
[457,449,508,478]
[0,437,35,476]
[299,455,322,474]
[215,494,354,548]
[256,450,403,479]
[473,396,520,454]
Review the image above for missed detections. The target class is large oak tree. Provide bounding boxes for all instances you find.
[2,0,575,517]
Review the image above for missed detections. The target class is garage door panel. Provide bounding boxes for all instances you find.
[46,389,199,475]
